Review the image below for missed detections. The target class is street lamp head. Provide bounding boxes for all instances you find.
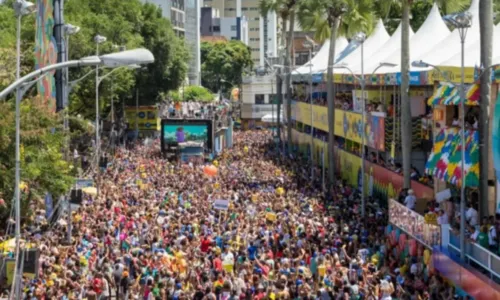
[94,35,107,44]
[352,32,366,44]
[379,62,397,68]
[64,24,80,35]
[411,60,430,68]
[14,0,36,16]
[444,11,472,28]
[332,62,348,69]
[99,48,154,68]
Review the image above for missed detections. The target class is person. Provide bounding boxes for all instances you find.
[465,202,478,227]
[476,225,489,249]
[404,189,416,210]
[488,216,498,252]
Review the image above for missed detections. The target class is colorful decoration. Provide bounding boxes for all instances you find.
[203,165,218,177]
[213,160,218,167]
[425,128,479,187]
[35,0,58,111]
[276,187,285,195]
[243,146,249,153]
[428,82,480,106]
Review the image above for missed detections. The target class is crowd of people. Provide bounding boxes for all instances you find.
[1,130,460,299]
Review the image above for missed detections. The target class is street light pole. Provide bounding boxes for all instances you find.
[458,25,467,264]
[360,40,366,218]
[11,1,36,298]
[308,51,314,181]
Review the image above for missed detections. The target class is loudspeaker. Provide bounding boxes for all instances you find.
[70,189,82,205]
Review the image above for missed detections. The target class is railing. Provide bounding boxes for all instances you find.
[446,227,500,282]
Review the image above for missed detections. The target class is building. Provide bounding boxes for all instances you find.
[200,7,249,44]
[142,0,200,85]
[202,0,277,67]
[240,75,285,129]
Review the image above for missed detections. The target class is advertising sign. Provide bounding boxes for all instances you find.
[389,200,441,248]
[125,106,160,131]
[292,101,385,151]
[75,179,94,189]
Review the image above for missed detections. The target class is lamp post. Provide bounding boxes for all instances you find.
[94,34,107,171]
[445,11,472,263]
[11,1,36,299]
[304,35,318,182]
[412,11,472,263]
[333,60,396,217]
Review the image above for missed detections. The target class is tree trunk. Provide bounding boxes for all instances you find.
[401,0,412,188]
[277,16,288,146]
[479,0,493,218]
[327,17,340,186]
[285,12,296,153]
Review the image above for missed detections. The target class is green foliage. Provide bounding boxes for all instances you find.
[168,86,214,102]
[297,0,375,42]
[200,40,253,95]
[0,98,74,220]
[0,0,189,117]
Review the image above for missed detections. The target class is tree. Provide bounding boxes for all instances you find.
[401,0,411,188]
[479,0,493,218]
[200,40,253,96]
[168,86,215,102]
[260,0,298,153]
[297,0,374,186]
[0,98,74,222]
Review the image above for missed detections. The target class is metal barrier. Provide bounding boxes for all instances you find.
[447,227,500,282]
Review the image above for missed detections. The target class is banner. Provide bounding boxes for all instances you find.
[125,106,160,131]
[389,200,441,248]
[213,199,229,211]
[292,101,385,151]
[44,193,53,219]
[494,86,500,214]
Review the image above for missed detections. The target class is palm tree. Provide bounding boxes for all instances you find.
[399,0,469,188]
[479,0,493,218]
[297,0,374,186]
[259,0,298,153]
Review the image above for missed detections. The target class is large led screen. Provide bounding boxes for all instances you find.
[163,124,209,144]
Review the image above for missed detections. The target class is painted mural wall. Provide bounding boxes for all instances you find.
[34,0,57,111]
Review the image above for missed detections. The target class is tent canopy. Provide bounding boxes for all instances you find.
[410,0,480,72]
[335,19,390,74]
[293,37,349,75]
[350,22,414,74]
[374,3,450,74]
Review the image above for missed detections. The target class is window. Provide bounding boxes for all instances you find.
[250,28,259,31]
[225,8,235,11]
[250,38,260,42]
[230,25,237,31]
[213,26,220,32]
[252,48,259,52]
[255,94,265,104]
[231,37,238,40]
[242,7,248,11]
[250,7,259,10]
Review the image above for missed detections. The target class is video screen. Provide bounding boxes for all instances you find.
[163,124,209,144]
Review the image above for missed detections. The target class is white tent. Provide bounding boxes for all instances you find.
[349,22,414,75]
[439,23,500,68]
[334,19,390,73]
[410,0,480,72]
[374,3,450,74]
[293,37,349,75]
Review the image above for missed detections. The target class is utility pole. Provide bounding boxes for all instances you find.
[54,0,65,111]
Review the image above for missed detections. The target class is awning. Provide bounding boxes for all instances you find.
[425,128,479,187]
[428,83,480,106]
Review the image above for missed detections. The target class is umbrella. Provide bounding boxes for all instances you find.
[82,187,97,196]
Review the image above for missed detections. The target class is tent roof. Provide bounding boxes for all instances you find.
[410,0,480,71]
[334,19,390,71]
[374,3,450,74]
[348,22,414,74]
[293,37,349,75]
[439,23,500,68]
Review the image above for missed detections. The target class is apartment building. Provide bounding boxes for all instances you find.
[200,7,248,45]
[142,0,201,85]
[202,0,277,67]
